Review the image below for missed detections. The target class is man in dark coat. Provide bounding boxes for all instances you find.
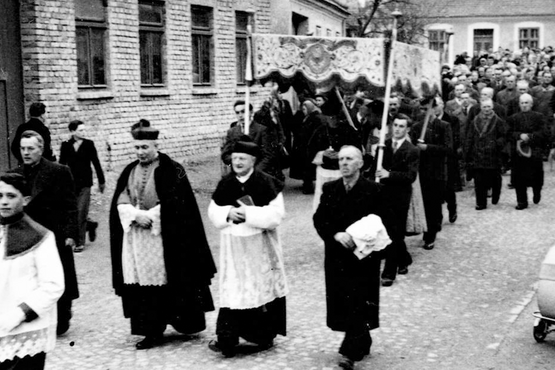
[376,114,419,287]
[314,145,393,370]
[110,120,216,349]
[221,100,271,174]
[411,99,452,250]
[464,98,507,210]
[15,130,79,335]
[59,120,106,252]
[11,102,56,162]
[506,94,548,209]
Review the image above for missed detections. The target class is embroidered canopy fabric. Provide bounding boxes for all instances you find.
[252,34,385,94]
[391,42,441,98]
[252,34,441,97]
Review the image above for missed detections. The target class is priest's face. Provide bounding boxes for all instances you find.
[0,181,29,218]
[231,152,256,177]
[134,140,158,164]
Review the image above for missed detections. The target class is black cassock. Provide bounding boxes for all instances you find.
[110,152,216,336]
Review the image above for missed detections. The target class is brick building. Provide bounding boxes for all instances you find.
[0,0,349,172]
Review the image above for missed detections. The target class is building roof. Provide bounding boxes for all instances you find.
[429,0,555,18]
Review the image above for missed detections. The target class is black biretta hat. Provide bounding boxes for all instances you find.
[232,135,260,158]
[131,119,159,140]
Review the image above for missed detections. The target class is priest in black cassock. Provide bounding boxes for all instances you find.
[313,145,394,370]
[109,119,216,350]
[208,135,288,358]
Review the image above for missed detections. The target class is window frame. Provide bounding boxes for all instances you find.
[139,0,165,87]
[519,27,539,49]
[75,0,108,89]
[191,5,214,87]
[235,11,250,86]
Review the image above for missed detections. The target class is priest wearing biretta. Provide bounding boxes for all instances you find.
[109,119,216,350]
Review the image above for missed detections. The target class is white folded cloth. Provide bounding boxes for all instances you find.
[346,214,391,260]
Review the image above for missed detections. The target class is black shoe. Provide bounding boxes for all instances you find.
[448,212,457,223]
[208,340,236,358]
[88,221,98,242]
[533,193,541,204]
[136,335,162,350]
[398,266,409,275]
[492,194,500,205]
[515,203,528,210]
[56,320,70,336]
[475,205,486,210]
[381,278,394,287]
[338,356,355,370]
[507,183,514,189]
[423,242,435,250]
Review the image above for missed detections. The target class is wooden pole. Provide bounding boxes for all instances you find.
[375,9,402,182]
[245,24,253,135]
[334,87,358,131]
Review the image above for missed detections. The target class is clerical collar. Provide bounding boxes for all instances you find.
[0,212,24,225]
[236,168,254,183]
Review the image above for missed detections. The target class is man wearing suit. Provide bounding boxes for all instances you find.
[59,120,106,253]
[376,114,419,287]
[313,145,394,370]
[411,99,452,250]
[16,130,79,335]
[221,100,271,175]
[464,98,506,210]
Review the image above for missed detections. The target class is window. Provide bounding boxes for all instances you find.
[76,0,107,88]
[473,29,493,54]
[191,5,213,86]
[429,29,450,64]
[519,28,539,49]
[139,1,164,86]
[236,12,250,85]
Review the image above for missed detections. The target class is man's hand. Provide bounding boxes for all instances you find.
[135,214,153,229]
[65,238,76,248]
[417,143,428,151]
[99,183,106,193]
[376,169,390,179]
[334,232,355,250]
[0,308,25,333]
[227,206,246,224]
[520,133,530,142]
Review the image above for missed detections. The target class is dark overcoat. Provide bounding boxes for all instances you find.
[506,111,548,187]
[110,152,216,321]
[18,158,79,300]
[313,176,393,332]
[465,113,507,169]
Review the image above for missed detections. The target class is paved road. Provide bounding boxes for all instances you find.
[46,156,555,369]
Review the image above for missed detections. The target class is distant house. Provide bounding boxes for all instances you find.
[423,0,555,65]
[0,0,349,171]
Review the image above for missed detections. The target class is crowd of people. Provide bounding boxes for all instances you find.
[1,45,554,370]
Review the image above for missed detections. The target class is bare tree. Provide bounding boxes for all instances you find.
[347,0,449,45]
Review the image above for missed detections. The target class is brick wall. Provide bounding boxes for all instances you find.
[19,0,272,170]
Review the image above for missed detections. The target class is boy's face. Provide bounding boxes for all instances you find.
[0,181,29,218]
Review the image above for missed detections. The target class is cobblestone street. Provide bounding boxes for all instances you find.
[46,155,555,370]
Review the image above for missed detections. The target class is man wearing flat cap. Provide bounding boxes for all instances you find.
[109,119,216,349]
[208,135,288,358]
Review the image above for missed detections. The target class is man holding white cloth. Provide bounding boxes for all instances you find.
[313,145,394,370]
